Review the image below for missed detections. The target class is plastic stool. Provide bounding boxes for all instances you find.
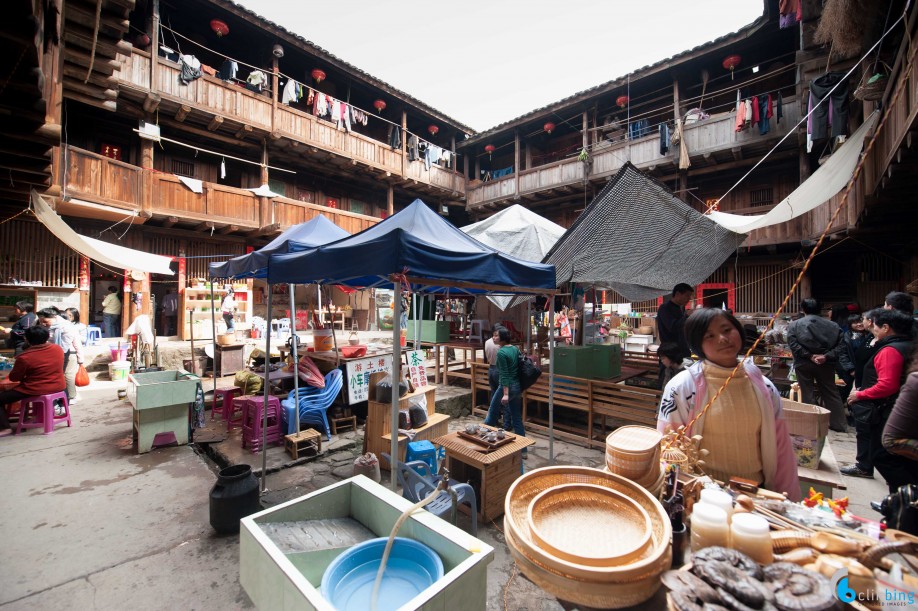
[227,395,253,431]
[85,326,102,346]
[406,440,438,474]
[212,387,240,420]
[16,391,71,435]
[241,396,283,452]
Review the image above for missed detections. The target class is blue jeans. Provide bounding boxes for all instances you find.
[103,313,120,337]
[483,381,524,438]
[223,312,235,332]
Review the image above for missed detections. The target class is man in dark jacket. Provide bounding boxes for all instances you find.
[2,301,36,355]
[656,283,694,385]
[787,298,846,432]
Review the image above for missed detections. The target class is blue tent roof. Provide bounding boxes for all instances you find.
[209,215,350,279]
[267,200,556,293]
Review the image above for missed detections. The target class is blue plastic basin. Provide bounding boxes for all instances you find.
[320,537,444,610]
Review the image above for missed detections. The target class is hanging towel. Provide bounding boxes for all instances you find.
[735,97,747,132]
[282,78,300,105]
[176,176,203,193]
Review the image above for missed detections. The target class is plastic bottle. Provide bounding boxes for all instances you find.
[690,502,730,552]
[729,513,773,564]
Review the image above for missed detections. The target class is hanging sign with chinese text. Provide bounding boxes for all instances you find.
[345,354,393,404]
[405,350,428,389]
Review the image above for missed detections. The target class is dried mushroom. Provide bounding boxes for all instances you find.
[662,570,722,605]
[692,546,764,580]
[762,562,835,611]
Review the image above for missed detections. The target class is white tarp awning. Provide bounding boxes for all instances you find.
[707,111,879,233]
[31,191,175,275]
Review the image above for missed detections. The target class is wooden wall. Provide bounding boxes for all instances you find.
[0,219,81,287]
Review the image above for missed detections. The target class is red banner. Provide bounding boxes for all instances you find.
[79,256,90,291]
[123,271,131,293]
[177,257,186,292]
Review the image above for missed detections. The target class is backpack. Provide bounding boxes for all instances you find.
[877,484,918,535]
[518,351,542,391]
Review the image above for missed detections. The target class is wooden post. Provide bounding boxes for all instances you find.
[259,140,271,228]
[177,254,186,339]
[474,156,480,182]
[672,76,682,122]
[450,135,456,171]
[582,111,589,151]
[400,110,407,178]
[150,0,160,91]
[463,152,469,179]
[514,130,520,197]
[386,184,394,217]
[271,56,279,132]
[524,141,531,170]
[140,136,154,218]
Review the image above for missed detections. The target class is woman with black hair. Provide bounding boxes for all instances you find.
[658,308,800,500]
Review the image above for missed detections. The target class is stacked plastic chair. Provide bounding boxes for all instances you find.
[241,395,284,452]
[280,369,343,439]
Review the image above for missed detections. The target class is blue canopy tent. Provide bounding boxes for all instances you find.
[207,215,350,452]
[267,199,558,490]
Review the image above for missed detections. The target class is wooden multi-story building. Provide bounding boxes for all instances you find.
[1,0,916,332]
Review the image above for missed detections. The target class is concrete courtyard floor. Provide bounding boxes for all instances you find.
[0,340,892,610]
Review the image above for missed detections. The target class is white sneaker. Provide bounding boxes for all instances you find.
[67,397,78,405]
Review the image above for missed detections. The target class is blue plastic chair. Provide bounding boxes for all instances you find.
[383,453,477,536]
[280,369,343,440]
[85,325,102,346]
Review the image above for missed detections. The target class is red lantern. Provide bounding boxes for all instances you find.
[722,54,741,79]
[210,19,229,37]
[616,95,629,108]
[544,122,556,134]
[311,69,326,83]
[373,99,386,113]
[484,144,495,159]
[428,124,439,136]
[134,33,151,48]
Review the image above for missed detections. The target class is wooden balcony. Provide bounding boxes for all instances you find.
[467,98,802,210]
[113,51,464,198]
[56,146,378,234]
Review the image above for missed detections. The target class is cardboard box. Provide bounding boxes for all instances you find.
[781,398,830,468]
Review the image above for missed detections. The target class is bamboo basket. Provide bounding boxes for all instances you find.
[506,525,667,609]
[853,62,890,102]
[527,483,653,566]
[504,466,672,584]
[606,426,662,481]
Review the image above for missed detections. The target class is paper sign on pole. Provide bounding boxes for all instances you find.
[345,354,392,403]
[405,350,428,389]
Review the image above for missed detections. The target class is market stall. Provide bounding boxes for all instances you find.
[268,199,557,491]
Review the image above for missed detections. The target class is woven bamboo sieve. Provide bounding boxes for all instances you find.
[505,522,668,608]
[504,466,672,583]
[527,483,653,566]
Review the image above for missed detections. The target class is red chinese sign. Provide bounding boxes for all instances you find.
[79,256,90,291]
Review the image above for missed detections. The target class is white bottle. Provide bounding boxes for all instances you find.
[730,513,773,564]
[690,502,730,552]
[700,488,734,524]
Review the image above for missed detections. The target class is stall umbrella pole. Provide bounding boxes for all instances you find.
[413,293,420,350]
[389,280,402,491]
[548,299,556,464]
[526,301,532,354]
[289,285,300,435]
[261,288,272,494]
[210,282,218,417]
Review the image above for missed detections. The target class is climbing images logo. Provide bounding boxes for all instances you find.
[831,568,916,606]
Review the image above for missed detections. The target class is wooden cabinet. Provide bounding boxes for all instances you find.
[182,285,252,340]
[363,376,448,470]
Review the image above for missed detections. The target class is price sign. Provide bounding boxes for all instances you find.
[344,354,392,404]
[405,350,428,389]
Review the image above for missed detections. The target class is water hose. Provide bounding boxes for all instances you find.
[369,471,453,611]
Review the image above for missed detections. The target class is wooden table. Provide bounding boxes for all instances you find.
[797,441,847,499]
[416,340,484,385]
[432,431,534,522]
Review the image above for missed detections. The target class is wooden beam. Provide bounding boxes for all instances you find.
[731,147,743,161]
[61,63,117,90]
[64,4,130,39]
[207,115,224,132]
[234,124,253,139]
[63,49,119,76]
[247,223,281,237]
[194,221,215,232]
[61,90,117,112]
[142,93,161,113]
[163,216,179,228]
[62,76,118,101]
[218,224,239,235]
[175,104,191,122]
[270,130,282,140]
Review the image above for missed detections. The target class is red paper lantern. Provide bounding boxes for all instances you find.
[373,99,386,113]
[428,124,439,136]
[210,19,229,37]
[616,95,629,108]
[311,69,326,83]
[722,54,742,79]
[484,144,495,159]
[543,122,556,134]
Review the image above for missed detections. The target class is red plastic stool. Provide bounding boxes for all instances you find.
[212,387,240,420]
[227,395,252,431]
[16,391,71,435]
[241,396,284,453]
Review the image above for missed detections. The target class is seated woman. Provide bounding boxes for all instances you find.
[657,308,800,500]
[0,325,66,436]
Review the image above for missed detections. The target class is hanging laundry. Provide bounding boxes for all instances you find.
[246,69,267,93]
[776,92,783,125]
[407,134,419,161]
[628,119,650,140]
[744,99,753,129]
[425,144,443,170]
[757,94,773,135]
[306,88,315,105]
[388,125,401,150]
[809,72,849,142]
[336,102,352,132]
[217,59,238,81]
[750,97,760,126]
[179,55,202,84]
[220,158,226,179]
[659,123,670,155]
[329,98,341,123]
[201,64,217,77]
[313,92,328,117]
[779,0,801,29]
[735,97,747,132]
[440,149,452,168]
[282,78,301,105]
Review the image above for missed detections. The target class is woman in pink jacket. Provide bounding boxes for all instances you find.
[658,309,801,500]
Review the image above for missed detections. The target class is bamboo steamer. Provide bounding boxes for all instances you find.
[506,525,667,609]
[504,466,672,585]
[602,464,666,496]
[605,426,662,481]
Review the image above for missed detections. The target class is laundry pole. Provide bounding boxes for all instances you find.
[389,280,403,491]
[548,299,555,464]
[289,286,300,434]
[262,288,273,493]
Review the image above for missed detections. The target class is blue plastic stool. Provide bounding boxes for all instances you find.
[85,325,102,346]
[406,440,438,474]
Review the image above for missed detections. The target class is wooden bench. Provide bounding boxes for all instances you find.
[591,381,662,447]
[470,360,492,418]
[522,374,593,444]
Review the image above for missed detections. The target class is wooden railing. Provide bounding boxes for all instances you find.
[468,97,802,209]
[114,51,463,196]
[61,146,379,232]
